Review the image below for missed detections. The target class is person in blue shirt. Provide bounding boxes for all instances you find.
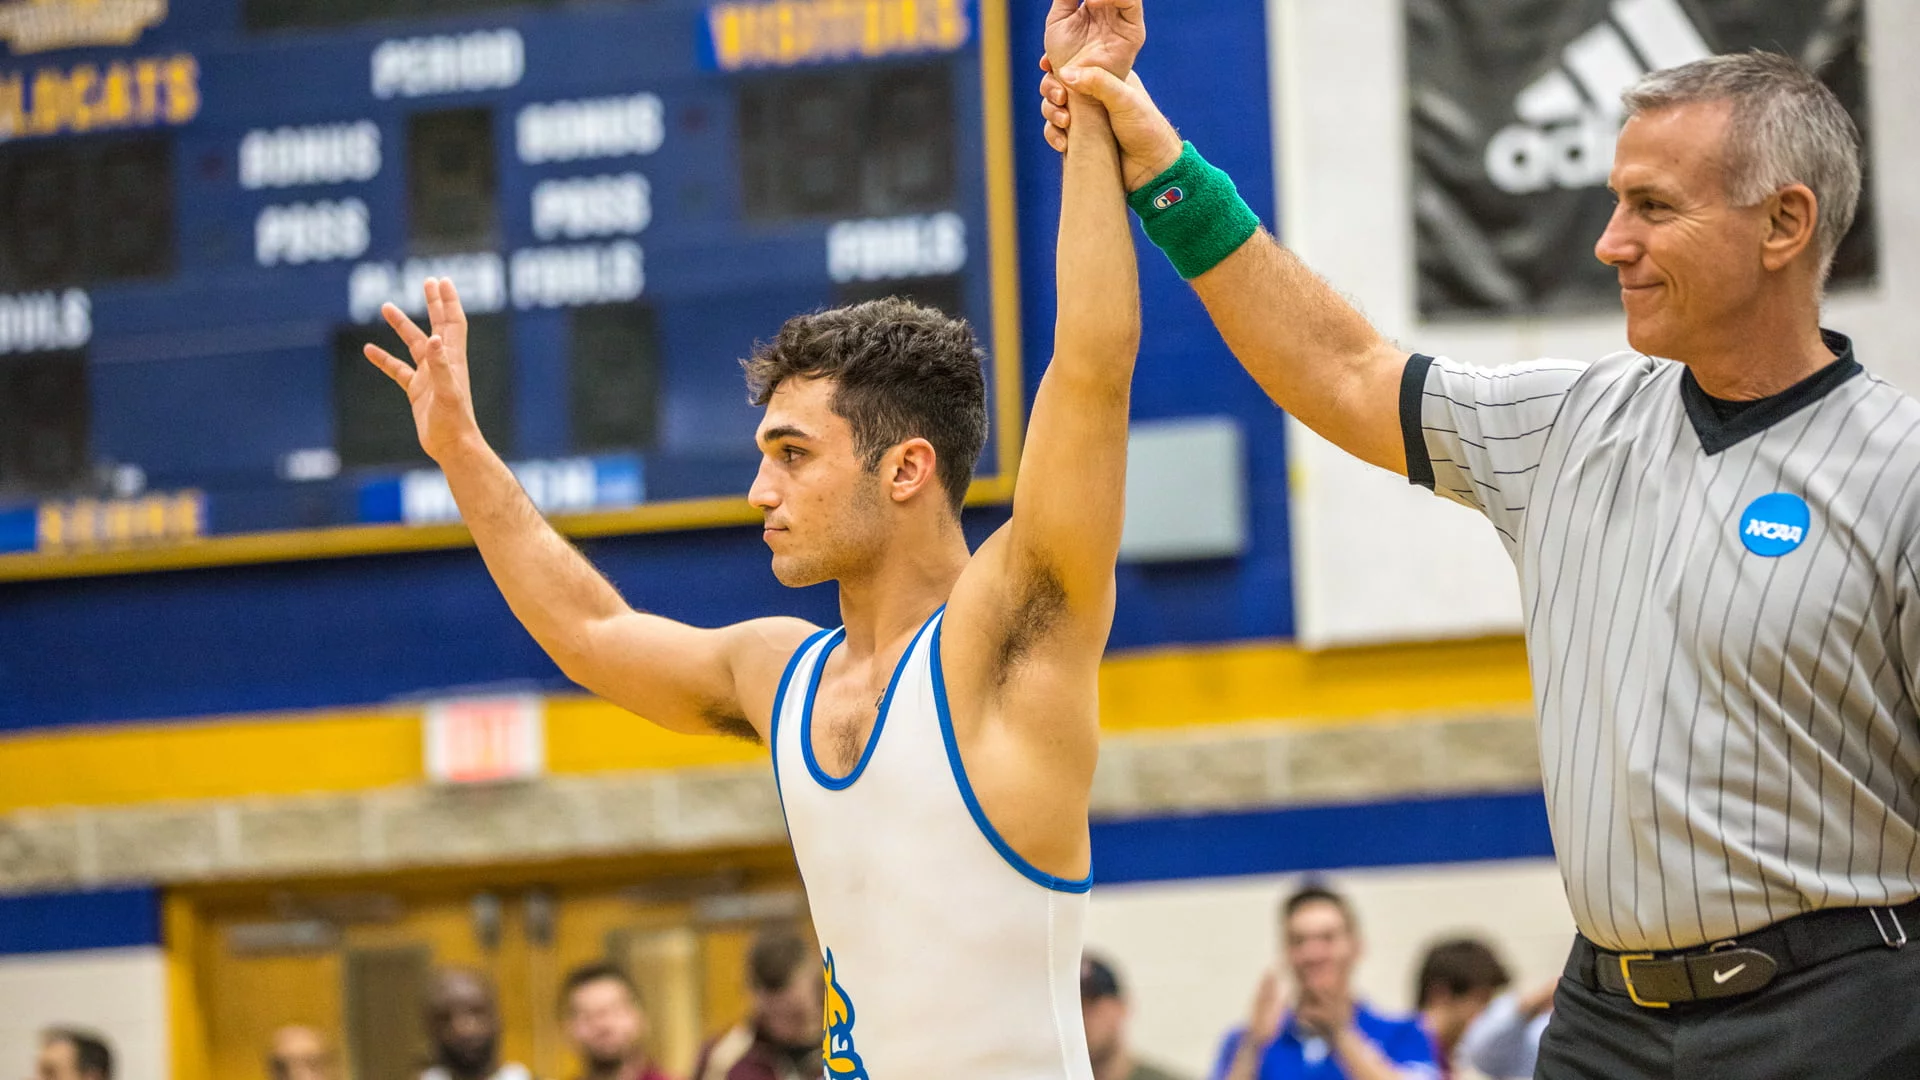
[1210,884,1438,1080]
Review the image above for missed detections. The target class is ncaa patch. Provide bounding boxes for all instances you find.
[1739,492,1810,557]
[1152,186,1184,210]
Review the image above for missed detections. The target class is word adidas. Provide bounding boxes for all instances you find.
[1486,0,1711,195]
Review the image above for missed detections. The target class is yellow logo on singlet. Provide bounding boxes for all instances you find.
[822,949,868,1079]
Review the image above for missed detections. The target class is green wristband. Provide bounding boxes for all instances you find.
[1127,142,1261,280]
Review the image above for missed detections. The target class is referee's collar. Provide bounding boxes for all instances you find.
[1679,329,1862,455]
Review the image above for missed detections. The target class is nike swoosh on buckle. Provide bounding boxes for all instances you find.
[1712,963,1748,984]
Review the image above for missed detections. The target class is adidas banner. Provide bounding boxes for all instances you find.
[1409,0,1877,317]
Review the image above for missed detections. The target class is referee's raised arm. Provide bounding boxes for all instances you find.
[1041,64,1411,477]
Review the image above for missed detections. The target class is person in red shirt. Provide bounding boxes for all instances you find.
[560,963,675,1080]
[693,928,823,1080]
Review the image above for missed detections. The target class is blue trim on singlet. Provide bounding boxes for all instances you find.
[929,617,1095,894]
[770,627,836,829]
[801,609,942,790]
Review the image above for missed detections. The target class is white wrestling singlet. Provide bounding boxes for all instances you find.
[772,607,1094,1079]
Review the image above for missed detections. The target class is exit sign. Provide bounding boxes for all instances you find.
[424,695,545,784]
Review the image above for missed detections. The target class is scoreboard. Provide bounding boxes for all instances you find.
[0,0,1024,580]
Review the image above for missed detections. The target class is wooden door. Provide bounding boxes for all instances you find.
[185,852,804,1080]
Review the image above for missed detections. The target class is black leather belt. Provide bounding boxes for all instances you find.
[1567,898,1919,1008]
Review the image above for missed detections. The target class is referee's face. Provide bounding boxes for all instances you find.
[1597,100,1774,365]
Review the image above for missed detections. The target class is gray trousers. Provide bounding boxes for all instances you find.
[1536,939,1920,1079]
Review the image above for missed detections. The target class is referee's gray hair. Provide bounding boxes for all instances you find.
[1622,51,1862,284]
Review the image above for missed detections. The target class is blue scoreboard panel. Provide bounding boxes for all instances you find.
[0,0,1024,579]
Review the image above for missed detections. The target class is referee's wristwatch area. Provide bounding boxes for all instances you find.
[1568,897,1920,1008]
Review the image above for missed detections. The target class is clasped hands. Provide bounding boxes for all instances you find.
[1037,0,1183,192]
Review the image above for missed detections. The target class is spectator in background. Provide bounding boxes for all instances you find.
[560,962,674,1080]
[1453,982,1553,1080]
[693,927,822,1080]
[34,1029,111,1080]
[421,968,532,1080]
[266,1025,338,1080]
[1213,884,1436,1080]
[1080,953,1188,1080]
[1412,940,1509,1079]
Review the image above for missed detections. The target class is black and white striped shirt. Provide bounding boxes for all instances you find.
[1404,331,1920,951]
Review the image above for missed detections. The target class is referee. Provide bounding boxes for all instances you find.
[1037,14,1920,1079]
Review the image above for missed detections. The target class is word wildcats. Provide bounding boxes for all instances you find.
[0,52,198,141]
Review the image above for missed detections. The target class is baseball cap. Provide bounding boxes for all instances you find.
[1080,954,1123,1001]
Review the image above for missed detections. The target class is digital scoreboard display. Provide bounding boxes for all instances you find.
[0,0,1022,579]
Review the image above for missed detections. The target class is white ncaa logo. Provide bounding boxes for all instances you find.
[1744,519,1803,543]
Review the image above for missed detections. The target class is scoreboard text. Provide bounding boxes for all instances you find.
[0,0,1021,579]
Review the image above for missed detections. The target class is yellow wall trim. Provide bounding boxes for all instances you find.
[1098,633,1532,731]
[165,892,212,1080]
[0,636,1530,815]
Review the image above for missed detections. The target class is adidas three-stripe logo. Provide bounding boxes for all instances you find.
[1485,0,1712,195]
